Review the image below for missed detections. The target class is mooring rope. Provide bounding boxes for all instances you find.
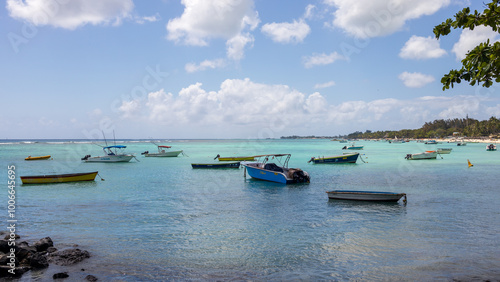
[97,172,105,181]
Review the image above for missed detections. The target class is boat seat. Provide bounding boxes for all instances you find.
[264,163,284,173]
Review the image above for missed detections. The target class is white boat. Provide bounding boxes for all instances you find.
[342,142,364,150]
[486,144,497,151]
[326,190,406,202]
[405,150,438,160]
[142,145,183,157]
[242,154,310,184]
[437,148,452,154]
[457,140,467,146]
[82,145,136,163]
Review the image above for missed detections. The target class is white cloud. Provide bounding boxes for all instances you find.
[185,59,227,73]
[415,96,482,119]
[400,35,447,59]
[304,4,315,19]
[314,81,336,89]
[303,52,345,68]
[398,72,435,88]
[261,19,311,44]
[226,33,254,60]
[135,14,160,24]
[166,0,259,46]
[6,0,134,29]
[118,100,141,118]
[452,25,500,60]
[116,78,498,136]
[325,0,450,38]
[166,0,259,66]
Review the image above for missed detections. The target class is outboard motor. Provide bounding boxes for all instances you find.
[141,151,149,155]
[292,169,310,183]
[81,155,91,160]
[404,154,412,159]
[342,146,347,150]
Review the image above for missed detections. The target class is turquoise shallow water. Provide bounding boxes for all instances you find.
[1,139,500,280]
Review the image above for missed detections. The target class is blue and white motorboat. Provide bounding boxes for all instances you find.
[242,154,310,184]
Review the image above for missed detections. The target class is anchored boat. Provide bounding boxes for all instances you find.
[25,155,51,161]
[214,154,255,161]
[326,190,406,202]
[191,162,240,168]
[142,145,183,157]
[342,143,364,150]
[486,144,497,151]
[405,150,438,160]
[308,152,359,164]
[21,171,99,184]
[437,148,452,154]
[242,154,310,184]
[82,145,137,162]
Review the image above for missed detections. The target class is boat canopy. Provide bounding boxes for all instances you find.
[158,145,171,148]
[104,145,126,149]
[252,154,290,158]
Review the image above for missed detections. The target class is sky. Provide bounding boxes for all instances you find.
[1,0,500,139]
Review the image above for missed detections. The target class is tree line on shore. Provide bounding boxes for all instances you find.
[347,117,500,139]
[280,117,500,140]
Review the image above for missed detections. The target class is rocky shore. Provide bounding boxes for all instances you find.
[0,233,97,280]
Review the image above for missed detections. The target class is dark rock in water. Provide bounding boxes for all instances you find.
[30,252,49,268]
[4,234,20,240]
[33,237,53,252]
[48,248,90,266]
[53,272,69,279]
[47,247,57,253]
[15,247,33,262]
[0,254,9,265]
[0,240,10,253]
[85,274,98,281]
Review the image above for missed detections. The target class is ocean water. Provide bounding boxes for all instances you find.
[1,139,499,281]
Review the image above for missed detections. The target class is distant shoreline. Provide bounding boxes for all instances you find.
[281,136,499,144]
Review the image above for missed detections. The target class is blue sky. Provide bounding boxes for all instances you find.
[1,0,500,139]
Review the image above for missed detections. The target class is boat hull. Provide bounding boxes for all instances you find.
[21,171,98,184]
[218,156,255,161]
[84,155,134,162]
[145,150,183,157]
[406,151,437,160]
[244,164,309,184]
[437,148,452,154]
[244,165,289,183]
[191,162,240,168]
[327,190,406,202]
[311,153,359,164]
[25,155,51,161]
